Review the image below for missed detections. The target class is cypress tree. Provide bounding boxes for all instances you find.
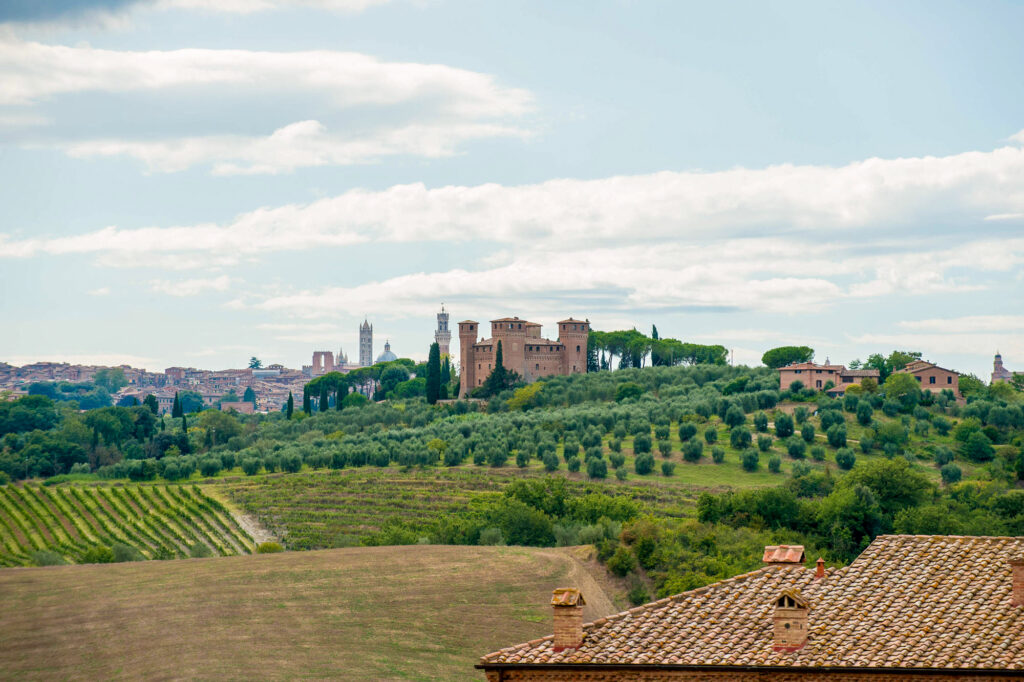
[171,392,182,418]
[181,414,187,434]
[652,324,659,340]
[243,386,256,403]
[287,392,294,419]
[426,342,441,404]
[483,340,508,397]
[302,388,311,415]
[336,384,345,411]
[318,382,330,412]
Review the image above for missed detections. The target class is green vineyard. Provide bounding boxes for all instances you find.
[0,483,255,566]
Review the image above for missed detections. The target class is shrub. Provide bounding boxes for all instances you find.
[615,466,628,481]
[768,454,782,473]
[256,542,284,554]
[810,445,826,461]
[654,424,670,440]
[724,405,746,428]
[567,456,581,472]
[882,400,900,417]
[241,458,261,476]
[542,451,560,472]
[488,447,509,468]
[940,463,963,485]
[711,446,725,463]
[859,437,874,454]
[933,416,952,436]
[189,542,214,558]
[609,438,622,453]
[753,412,768,432]
[704,426,718,444]
[787,438,806,459]
[826,424,847,448]
[198,457,222,477]
[31,550,66,566]
[627,577,650,606]
[801,423,815,443]
[678,422,698,441]
[609,452,625,469]
[730,426,752,449]
[514,450,529,468]
[757,435,772,452]
[682,439,703,462]
[81,545,114,564]
[657,439,672,457]
[615,382,643,402]
[741,449,759,472]
[613,424,627,439]
[587,457,608,479]
[774,413,794,438]
[933,445,954,467]
[661,460,676,477]
[562,439,580,460]
[794,407,809,424]
[607,546,637,577]
[219,451,236,471]
[857,401,873,426]
[633,434,652,454]
[835,448,856,470]
[634,452,655,475]
[112,543,143,562]
[962,431,994,462]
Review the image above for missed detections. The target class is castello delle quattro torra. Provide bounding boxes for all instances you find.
[458,316,590,398]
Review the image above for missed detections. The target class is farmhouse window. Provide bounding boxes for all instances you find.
[930,376,936,384]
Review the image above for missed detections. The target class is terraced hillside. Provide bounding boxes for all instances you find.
[218,467,698,550]
[0,483,255,566]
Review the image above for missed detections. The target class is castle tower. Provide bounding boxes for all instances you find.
[557,318,590,375]
[458,320,479,398]
[435,304,451,357]
[359,319,373,367]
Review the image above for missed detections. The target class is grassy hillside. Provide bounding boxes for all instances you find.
[0,544,618,681]
[0,483,254,566]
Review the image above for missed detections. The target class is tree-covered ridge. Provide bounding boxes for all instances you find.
[588,329,727,370]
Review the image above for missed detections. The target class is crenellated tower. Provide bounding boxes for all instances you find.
[557,318,590,375]
[458,320,479,398]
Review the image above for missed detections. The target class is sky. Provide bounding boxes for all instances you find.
[0,0,1022,380]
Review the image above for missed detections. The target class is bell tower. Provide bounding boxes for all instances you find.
[435,304,451,357]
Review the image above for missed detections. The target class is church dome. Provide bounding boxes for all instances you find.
[376,340,398,363]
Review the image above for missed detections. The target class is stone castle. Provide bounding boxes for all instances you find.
[458,316,589,398]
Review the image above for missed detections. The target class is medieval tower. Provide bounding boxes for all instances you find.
[359,319,373,367]
[435,304,451,357]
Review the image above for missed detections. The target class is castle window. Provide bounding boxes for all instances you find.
[576,345,581,353]
[535,364,539,370]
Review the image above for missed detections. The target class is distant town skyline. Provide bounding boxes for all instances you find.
[1,1,1022,379]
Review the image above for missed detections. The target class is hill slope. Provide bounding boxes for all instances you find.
[0,544,618,681]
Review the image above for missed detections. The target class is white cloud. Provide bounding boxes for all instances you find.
[65,119,530,174]
[0,38,532,117]
[899,315,1024,332]
[985,213,1024,221]
[154,0,392,12]
[88,286,111,296]
[149,275,231,296]
[234,238,1014,319]
[6,138,1024,261]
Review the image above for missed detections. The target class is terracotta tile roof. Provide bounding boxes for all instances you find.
[841,369,880,377]
[552,588,586,607]
[763,545,805,564]
[481,535,1024,671]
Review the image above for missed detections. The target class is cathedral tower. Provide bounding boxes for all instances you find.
[359,319,373,367]
[435,304,451,357]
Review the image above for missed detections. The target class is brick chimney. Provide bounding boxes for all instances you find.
[815,557,825,579]
[551,588,586,651]
[773,589,809,652]
[1011,559,1024,606]
[763,545,805,567]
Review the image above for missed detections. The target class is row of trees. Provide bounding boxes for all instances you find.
[588,328,728,371]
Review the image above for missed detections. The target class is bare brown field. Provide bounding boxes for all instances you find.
[0,544,618,681]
